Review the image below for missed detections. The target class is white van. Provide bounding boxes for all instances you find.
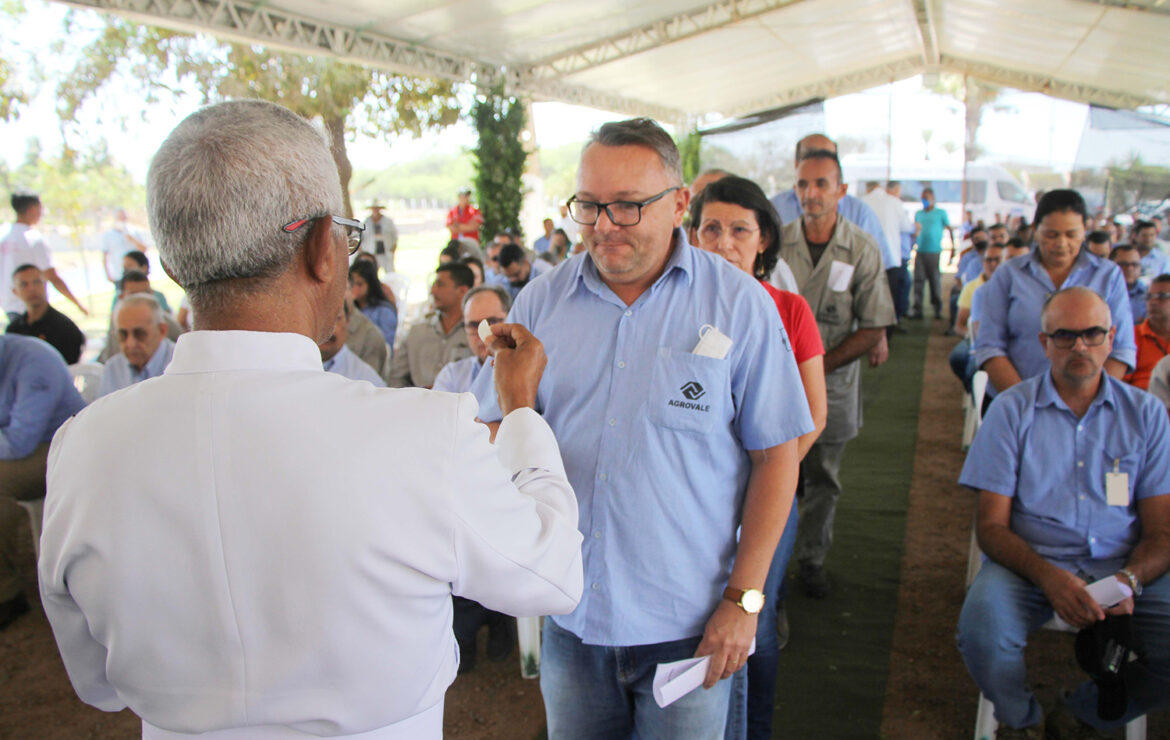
[841,156,1034,228]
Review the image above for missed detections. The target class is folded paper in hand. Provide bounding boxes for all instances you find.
[652,639,756,708]
[1049,577,1133,631]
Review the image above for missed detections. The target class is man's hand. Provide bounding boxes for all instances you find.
[868,333,889,368]
[1039,568,1104,628]
[489,323,546,416]
[694,600,757,689]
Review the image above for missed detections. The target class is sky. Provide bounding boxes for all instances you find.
[0,0,1150,185]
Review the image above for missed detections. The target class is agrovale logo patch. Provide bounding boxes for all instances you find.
[669,381,710,412]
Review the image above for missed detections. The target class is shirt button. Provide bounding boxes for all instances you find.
[625,310,633,317]
[1089,537,1096,543]
[599,473,608,481]
[1079,494,1086,500]
[591,582,600,591]
[593,531,602,539]
[608,418,616,426]
[617,361,626,369]
[1077,461,1084,467]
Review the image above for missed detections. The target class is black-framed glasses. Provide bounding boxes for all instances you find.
[566,186,680,227]
[282,215,365,255]
[1044,326,1109,349]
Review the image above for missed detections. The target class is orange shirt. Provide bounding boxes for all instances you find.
[1125,320,1170,390]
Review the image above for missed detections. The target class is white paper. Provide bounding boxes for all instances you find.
[828,260,855,292]
[1048,577,1133,631]
[1105,472,1129,506]
[652,639,756,708]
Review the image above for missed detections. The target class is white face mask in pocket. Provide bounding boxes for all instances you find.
[692,325,733,359]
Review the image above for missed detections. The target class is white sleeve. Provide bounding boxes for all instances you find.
[1151,356,1170,411]
[444,398,583,617]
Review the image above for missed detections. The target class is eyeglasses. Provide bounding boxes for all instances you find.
[1044,326,1109,349]
[566,186,680,227]
[1148,292,1170,302]
[697,221,760,246]
[282,215,365,255]
[1113,261,1141,269]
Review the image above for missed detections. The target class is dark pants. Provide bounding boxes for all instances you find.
[887,265,910,321]
[913,252,942,317]
[949,338,976,394]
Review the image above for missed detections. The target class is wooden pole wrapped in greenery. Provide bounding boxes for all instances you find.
[472,83,528,244]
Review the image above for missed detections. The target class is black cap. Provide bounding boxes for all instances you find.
[1074,615,1141,722]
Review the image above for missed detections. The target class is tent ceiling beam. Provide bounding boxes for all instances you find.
[912,0,940,66]
[939,54,1161,109]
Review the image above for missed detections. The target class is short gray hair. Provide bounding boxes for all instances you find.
[114,293,164,326]
[587,119,682,185]
[146,99,342,311]
[462,284,512,314]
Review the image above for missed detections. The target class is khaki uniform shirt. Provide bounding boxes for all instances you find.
[779,217,895,443]
[388,312,471,389]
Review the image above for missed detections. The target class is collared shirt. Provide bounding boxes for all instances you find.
[97,338,175,398]
[360,302,398,349]
[914,207,950,254]
[40,330,582,738]
[0,334,85,460]
[771,190,891,259]
[960,372,1170,575]
[959,249,984,284]
[345,309,390,382]
[779,217,897,444]
[5,305,85,364]
[859,188,911,269]
[1124,320,1170,390]
[387,312,470,389]
[1127,280,1148,322]
[958,273,987,312]
[974,247,1137,393]
[432,354,482,394]
[323,345,386,387]
[0,223,52,314]
[1140,247,1170,280]
[471,236,813,646]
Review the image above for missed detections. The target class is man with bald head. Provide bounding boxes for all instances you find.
[958,287,1170,737]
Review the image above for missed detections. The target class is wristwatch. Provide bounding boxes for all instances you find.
[1118,568,1143,597]
[723,587,765,615]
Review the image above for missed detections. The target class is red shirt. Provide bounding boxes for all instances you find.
[761,281,824,364]
[446,205,482,241]
[1125,320,1170,390]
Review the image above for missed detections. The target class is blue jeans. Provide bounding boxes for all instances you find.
[958,560,1170,730]
[726,503,799,739]
[540,618,733,739]
[948,338,976,394]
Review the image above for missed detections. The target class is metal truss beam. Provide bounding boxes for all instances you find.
[911,0,939,66]
[514,0,805,85]
[720,56,925,120]
[505,72,687,125]
[54,0,477,82]
[1070,0,1170,18]
[939,54,1162,109]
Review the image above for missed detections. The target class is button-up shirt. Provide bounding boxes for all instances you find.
[779,217,897,443]
[432,354,482,394]
[1141,247,1170,280]
[40,330,582,738]
[387,312,470,389]
[974,247,1136,393]
[97,338,175,398]
[0,334,85,460]
[0,223,52,314]
[772,189,891,259]
[323,344,386,387]
[960,372,1170,576]
[1127,280,1148,323]
[471,237,813,646]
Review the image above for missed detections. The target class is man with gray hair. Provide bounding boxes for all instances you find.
[97,293,175,397]
[433,284,511,395]
[471,117,811,737]
[39,99,583,739]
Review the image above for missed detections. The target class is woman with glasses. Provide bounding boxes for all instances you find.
[349,260,398,350]
[688,175,827,740]
[975,190,1137,395]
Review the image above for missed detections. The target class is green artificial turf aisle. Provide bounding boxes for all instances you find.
[772,319,931,738]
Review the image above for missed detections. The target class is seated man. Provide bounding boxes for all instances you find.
[387,263,473,389]
[496,243,551,300]
[0,334,85,628]
[112,251,171,313]
[320,304,385,387]
[957,286,1170,738]
[433,284,510,394]
[949,244,1004,393]
[5,264,85,364]
[1110,244,1147,322]
[1125,273,1170,390]
[1086,230,1112,260]
[99,270,183,362]
[98,294,175,397]
[344,296,391,383]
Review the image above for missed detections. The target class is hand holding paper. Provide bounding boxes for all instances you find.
[652,639,756,708]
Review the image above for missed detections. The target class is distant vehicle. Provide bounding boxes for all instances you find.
[842,156,1034,228]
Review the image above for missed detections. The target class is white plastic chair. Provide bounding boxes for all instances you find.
[69,362,104,405]
[962,371,988,451]
[16,498,44,559]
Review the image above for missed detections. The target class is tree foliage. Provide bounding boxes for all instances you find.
[471,83,528,241]
[54,14,462,215]
[677,129,701,184]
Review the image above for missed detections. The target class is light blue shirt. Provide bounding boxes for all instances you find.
[770,190,891,259]
[959,250,983,283]
[1141,247,1170,279]
[360,303,398,350]
[1128,280,1148,323]
[960,372,1170,574]
[98,338,175,398]
[973,247,1136,393]
[900,230,914,262]
[0,335,85,459]
[323,345,386,387]
[471,236,814,646]
[533,235,551,254]
[432,354,482,394]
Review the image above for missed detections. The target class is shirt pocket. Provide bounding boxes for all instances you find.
[646,347,729,434]
[1102,448,1141,506]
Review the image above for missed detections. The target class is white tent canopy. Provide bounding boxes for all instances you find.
[57,0,1170,123]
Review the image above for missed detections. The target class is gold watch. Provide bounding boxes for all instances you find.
[723,586,765,614]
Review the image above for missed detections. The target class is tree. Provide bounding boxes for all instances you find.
[54,15,462,216]
[471,82,527,241]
